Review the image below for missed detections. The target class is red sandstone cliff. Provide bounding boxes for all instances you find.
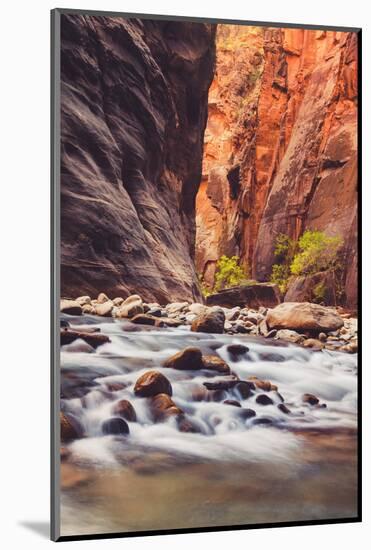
[60,14,215,303]
[196,26,358,307]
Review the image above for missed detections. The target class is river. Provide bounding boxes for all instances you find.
[59,314,358,536]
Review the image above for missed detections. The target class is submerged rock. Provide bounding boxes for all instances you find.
[60,329,110,348]
[226,344,249,359]
[223,399,241,407]
[302,393,320,406]
[134,370,172,397]
[102,417,130,435]
[112,399,137,422]
[256,394,274,406]
[267,302,344,333]
[191,307,225,334]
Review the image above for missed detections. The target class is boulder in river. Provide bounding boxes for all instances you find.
[163,347,204,370]
[202,355,230,374]
[267,302,344,333]
[95,301,114,317]
[117,295,144,318]
[248,377,274,392]
[60,299,82,316]
[134,370,172,397]
[60,328,110,349]
[102,417,130,435]
[61,412,84,441]
[226,344,249,361]
[112,399,137,422]
[130,313,161,326]
[191,307,225,334]
[206,283,281,309]
[150,393,183,422]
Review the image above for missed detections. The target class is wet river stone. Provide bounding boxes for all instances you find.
[61,412,84,442]
[163,347,204,370]
[112,399,137,422]
[191,307,225,334]
[150,393,183,422]
[102,417,130,435]
[134,370,172,397]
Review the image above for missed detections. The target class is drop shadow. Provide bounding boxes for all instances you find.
[19,521,50,539]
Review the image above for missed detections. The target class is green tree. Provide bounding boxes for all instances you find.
[290,230,343,276]
[270,233,296,293]
[214,255,248,292]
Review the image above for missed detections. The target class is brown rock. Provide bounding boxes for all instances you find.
[60,299,82,316]
[267,302,344,333]
[202,355,231,374]
[150,393,183,422]
[191,308,225,334]
[130,313,160,326]
[60,412,84,441]
[163,347,204,371]
[134,370,172,397]
[303,338,324,350]
[176,416,201,433]
[248,378,273,392]
[112,399,137,422]
[60,328,110,348]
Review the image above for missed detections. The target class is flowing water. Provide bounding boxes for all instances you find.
[59,315,358,536]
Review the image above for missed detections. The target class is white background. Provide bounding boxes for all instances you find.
[1,0,368,547]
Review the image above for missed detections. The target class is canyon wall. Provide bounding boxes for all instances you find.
[196,26,358,307]
[60,14,216,303]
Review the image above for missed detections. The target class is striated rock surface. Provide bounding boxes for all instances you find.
[61,14,216,303]
[195,26,358,307]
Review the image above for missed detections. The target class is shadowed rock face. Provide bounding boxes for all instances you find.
[60,14,216,303]
[196,27,358,307]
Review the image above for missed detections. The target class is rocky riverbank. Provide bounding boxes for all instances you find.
[61,293,357,354]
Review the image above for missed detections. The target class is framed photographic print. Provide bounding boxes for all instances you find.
[51,8,361,541]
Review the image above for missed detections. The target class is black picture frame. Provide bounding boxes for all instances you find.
[51,8,362,542]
